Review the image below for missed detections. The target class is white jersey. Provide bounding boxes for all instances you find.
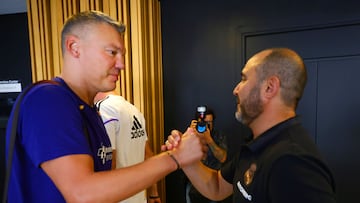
[96,95,147,203]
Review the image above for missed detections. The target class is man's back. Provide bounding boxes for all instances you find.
[96,94,148,203]
[97,95,148,167]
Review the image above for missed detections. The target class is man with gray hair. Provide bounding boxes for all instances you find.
[5,10,204,203]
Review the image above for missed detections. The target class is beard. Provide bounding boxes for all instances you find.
[235,84,264,126]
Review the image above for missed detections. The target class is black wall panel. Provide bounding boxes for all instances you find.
[0,12,31,199]
[317,58,360,202]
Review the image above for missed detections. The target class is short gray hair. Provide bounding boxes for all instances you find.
[256,48,307,108]
[61,10,126,54]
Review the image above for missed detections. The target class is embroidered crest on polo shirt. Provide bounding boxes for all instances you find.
[130,115,145,139]
[244,163,257,186]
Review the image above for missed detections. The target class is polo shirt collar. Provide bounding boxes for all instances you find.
[245,116,301,152]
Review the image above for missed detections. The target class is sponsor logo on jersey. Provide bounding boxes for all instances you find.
[97,144,113,164]
[237,181,252,201]
[131,115,146,139]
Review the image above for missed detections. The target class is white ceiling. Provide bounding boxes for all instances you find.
[0,0,26,15]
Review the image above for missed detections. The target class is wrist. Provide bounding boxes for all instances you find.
[149,195,160,199]
[167,151,180,170]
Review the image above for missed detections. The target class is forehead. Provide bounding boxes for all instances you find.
[83,23,124,44]
[242,50,269,77]
[242,60,257,78]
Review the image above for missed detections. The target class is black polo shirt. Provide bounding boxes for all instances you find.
[221,117,336,203]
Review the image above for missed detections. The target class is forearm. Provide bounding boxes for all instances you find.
[144,142,161,201]
[182,162,225,201]
[48,153,177,203]
[207,141,227,163]
[104,153,176,201]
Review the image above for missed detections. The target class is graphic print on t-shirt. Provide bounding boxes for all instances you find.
[130,115,146,139]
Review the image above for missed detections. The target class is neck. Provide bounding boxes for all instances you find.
[250,110,295,139]
[59,75,95,106]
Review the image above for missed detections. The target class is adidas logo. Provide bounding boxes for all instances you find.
[130,115,146,139]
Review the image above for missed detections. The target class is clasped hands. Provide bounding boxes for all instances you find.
[161,120,210,165]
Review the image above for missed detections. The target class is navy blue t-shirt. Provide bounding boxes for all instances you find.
[5,77,112,202]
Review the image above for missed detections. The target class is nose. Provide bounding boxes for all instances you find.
[115,54,125,70]
[233,83,240,96]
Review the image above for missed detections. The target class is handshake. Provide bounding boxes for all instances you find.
[161,120,210,169]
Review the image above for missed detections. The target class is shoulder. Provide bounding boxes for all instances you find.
[19,81,84,129]
[102,95,131,108]
[270,130,320,160]
[268,154,336,201]
[255,124,329,176]
[220,151,242,183]
[261,134,334,186]
[23,81,78,107]
[108,95,143,114]
[98,95,145,120]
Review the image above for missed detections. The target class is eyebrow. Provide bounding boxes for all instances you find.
[108,43,126,54]
[119,47,126,55]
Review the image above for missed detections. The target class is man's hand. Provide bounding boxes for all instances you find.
[161,129,182,151]
[161,127,209,167]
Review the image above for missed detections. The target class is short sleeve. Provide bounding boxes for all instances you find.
[20,84,91,167]
[220,152,240,184]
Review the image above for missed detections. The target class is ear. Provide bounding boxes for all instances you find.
[65,36,80,57]
[263,76,280,99]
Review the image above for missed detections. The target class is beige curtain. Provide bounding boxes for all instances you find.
[26,0,165,201]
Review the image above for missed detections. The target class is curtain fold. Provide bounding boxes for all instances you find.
[26,0,165,201]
